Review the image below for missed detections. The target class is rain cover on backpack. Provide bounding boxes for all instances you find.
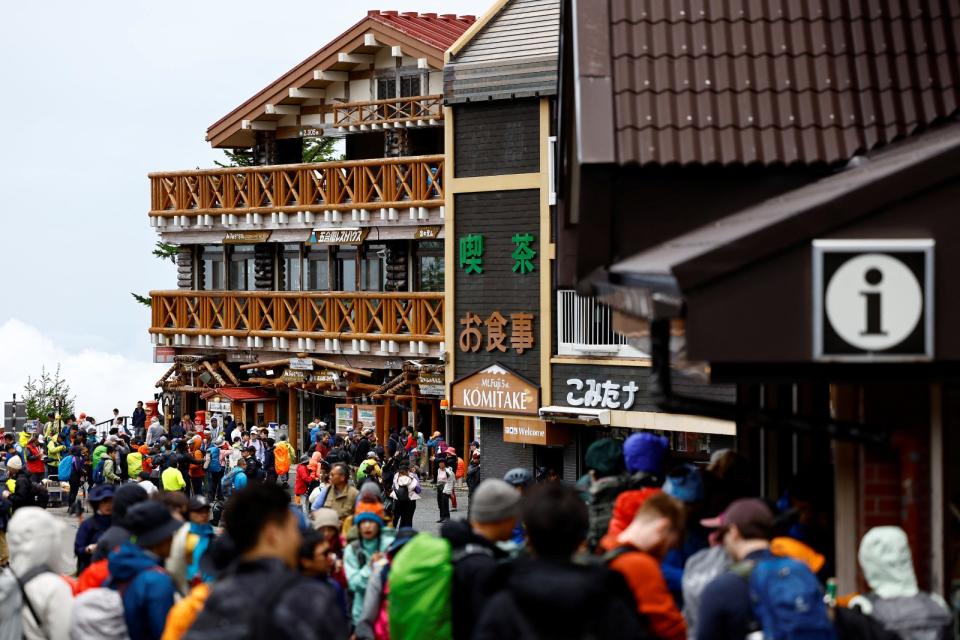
[388,533,453,640]
[737,556,836,640]
[867,594,952,640]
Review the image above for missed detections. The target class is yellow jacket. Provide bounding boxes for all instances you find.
[46,437,66,464]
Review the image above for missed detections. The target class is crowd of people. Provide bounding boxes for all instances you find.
[0,413,953,640]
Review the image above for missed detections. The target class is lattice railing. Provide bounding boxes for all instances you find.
[150,291,444,343]
[331,95,443,128]
[149,155,443,219]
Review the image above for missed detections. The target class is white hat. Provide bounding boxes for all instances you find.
[5,456,22,471]
[319,421,327,427]
[366,451,378,460]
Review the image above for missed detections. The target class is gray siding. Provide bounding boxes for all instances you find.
[454,190,541,382]
[454,100,539,178]
[479,418,533,482]
[444,0,559,103]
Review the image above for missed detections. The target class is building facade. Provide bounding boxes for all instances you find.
[148,11,475,449]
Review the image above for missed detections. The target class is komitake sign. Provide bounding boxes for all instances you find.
[450,363,539,417]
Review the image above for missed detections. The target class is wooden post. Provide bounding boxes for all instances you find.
[431,400,440,438]
[288,390,298,454]
[462,416,469,454]
[411,395,418,435]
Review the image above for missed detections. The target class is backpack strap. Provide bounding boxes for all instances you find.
[13,563,52,632]
[451,543,496,563]
[729,559,756,580]
[599,546,635,566]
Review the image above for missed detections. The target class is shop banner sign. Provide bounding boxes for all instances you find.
[308,227,370,245]
[224,231,271,244]
[451,363,539,417]
[813,240,933,361]
[503,419,570,446]
[289,358,314,371]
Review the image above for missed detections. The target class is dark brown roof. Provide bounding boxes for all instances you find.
[577,0,960,166]
[608,120,960,296]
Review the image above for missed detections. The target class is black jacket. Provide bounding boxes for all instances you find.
[441,519,507,640]
[473,557,648,640]
[185,558,348,640]
[132,408,146,429]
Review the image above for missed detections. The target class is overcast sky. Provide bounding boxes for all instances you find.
[0,0,491,418]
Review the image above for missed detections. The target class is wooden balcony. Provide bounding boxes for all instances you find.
[331,95,443,130]
[149,291,444,354]
[148,155,443,221]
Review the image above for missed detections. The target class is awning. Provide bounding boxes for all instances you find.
[201,387,274,402]
[597,122,960,320]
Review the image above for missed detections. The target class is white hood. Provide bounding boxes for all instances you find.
[8,507,74,576]
[857,526,919,599]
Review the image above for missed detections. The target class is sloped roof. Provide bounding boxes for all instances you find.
[570,0,960,166]
[201,387,275,401]
[206,10,475,148]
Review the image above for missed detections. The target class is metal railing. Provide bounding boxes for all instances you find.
[149,290,444,344]
[556,290,647,358]
[148,155,443,219]
[331,95,443,128]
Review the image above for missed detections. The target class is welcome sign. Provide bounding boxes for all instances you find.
[450,363,540,417]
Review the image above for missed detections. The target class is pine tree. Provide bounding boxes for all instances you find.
[23,365,76,421]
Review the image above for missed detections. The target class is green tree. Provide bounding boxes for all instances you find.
[215,137,341,167]
[23,365,75,421]
[131,241,178,306]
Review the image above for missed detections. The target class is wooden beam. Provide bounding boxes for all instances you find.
[289,88,325,100]
[338,53,373,64]
[288,390,298,453]
[155,364,178,388]
[241,119,277,131]
[265,104,300,115]
[391,46,403,57]
[202,360,227,386]
[363,34,382,47]
[240,357,372,378]
[314,70,348,82]
[217,360,240,386]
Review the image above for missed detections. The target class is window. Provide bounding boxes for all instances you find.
[362,245,386,291]
[400,76,421,98]
[282,244,302,291]
[305,247,329,291]
[335,247,357,292]
[229,246,257,291]
[377,78,396,100]
[199,246,225,291]
[416,241,444,292]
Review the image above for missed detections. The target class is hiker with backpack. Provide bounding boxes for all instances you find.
[344,503,396,626]
[576,438,629,552]
[4,455,39,512]
[435,456,454,523]
[602,491,688,640]
[74,484,115,572]
[0,507,73,640]
[161,457,188,493]
[94,501,180,640]
[848,526,952,639]
[24,434,46,484]
[102,445,122,485]
[274,435,294,487]
[63,445,86,515]
[390,460,421,528]
[606,432,670,539]
[696,498,835,640]
[184,484,348,640]
[219,455,248,499]
[440,479,517,640]
[354,527,418,640]
[472,482,648,640]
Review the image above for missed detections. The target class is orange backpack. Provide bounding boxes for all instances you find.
[274,443,291,475]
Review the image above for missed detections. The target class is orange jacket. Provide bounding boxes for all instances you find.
[600,534,686,640]
[162,583,210,640]
[76,558,109,594]
[770,537,826,574]
[606,488,661,540]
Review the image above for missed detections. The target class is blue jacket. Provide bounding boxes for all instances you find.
[108,542,177,640]
[74,512,112,571]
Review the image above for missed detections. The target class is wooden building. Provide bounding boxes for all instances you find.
[561,0,960,600]
[147,11,475,449]
[443,0,733,482]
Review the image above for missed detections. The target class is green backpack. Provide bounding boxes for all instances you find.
[388,533,453,640]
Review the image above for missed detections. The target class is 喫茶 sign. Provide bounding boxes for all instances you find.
[451,363,539,417]
[813,240,933,360]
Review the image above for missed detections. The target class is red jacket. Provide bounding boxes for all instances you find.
[294,464,314,496]
[25,443,45,474]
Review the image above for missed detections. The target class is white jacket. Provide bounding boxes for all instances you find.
[2,507,74,640]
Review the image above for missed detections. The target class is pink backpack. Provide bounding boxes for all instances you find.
[373,580,391,640]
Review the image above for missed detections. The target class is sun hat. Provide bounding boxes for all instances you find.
[88,484,115,504]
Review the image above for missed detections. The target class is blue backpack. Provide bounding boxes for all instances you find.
[57,455,74,481]
[735,556,836,640]
[91,459,106,485]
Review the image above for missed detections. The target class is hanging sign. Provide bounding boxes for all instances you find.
[224,231,271,244]
[280,369,306,383]
[289,358,314,371]
[813,240,933,361]
[207,401,231,414]
[451,363,540,417]
[415,226,443,240]
[417,372,445,397]
[154,347,176,364]
[503,419,570,446]
[308,228,370,245]
[311,370,338,384]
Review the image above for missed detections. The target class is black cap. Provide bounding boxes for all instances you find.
[125,501,183,548]
[189,495,211,512]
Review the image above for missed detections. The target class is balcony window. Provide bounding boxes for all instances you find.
[361,245,386,292]
[229,245,256,291]
[557,290,648,358]
[377,78,396,100]
[416,241,444,292]
[282,244,302,291]
[335,247,357,292]
[199,246,225,291]
[400,76,421,98]
[305,247,329,291]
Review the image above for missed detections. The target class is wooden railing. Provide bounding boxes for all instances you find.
[149,291,444,343]
[148,155,443,219]
[331,95,443,128]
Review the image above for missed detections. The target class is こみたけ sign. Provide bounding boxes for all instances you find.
[451,364,539,417]
[813,240,933,360]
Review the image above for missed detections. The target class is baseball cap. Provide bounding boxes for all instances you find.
[701,498,774,541]
[126,501,184,547]
[189,495,211,512]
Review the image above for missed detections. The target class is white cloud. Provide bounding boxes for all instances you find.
[0,318,165,421]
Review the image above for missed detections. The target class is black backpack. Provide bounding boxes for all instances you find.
[29,481,49,509]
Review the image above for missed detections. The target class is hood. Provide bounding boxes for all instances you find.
[499,559,622,625]
[8,507,74,575]
[108,541,161,582]
[858,526,919,598]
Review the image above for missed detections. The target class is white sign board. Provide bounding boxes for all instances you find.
[813,240,933,361]
[289,358,314,371]
[207,401,231,413]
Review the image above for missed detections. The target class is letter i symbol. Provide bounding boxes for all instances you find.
[860,267,887,336]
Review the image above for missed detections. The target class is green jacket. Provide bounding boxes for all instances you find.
[92,445,107,470]
[46,438,66,464]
